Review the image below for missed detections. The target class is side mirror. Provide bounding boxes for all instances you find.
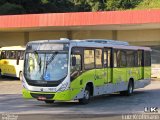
[72,56,76,66]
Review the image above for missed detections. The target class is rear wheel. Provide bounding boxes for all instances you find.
[120,80,134,96]
[79,86,91,104]
[44,100,55,104]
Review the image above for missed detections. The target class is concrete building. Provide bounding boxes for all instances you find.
[0,10,160,47]
[0,9,160,77]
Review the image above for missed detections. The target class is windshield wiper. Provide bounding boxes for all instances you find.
[41,52,58,80]
[46,52,58,66]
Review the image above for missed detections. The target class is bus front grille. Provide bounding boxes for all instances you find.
[30,93,55,99]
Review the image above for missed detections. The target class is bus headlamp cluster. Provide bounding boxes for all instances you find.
[56,82,68,92]
[22,77,28,90]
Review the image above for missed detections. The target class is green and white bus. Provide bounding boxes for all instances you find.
[22,39,151,104]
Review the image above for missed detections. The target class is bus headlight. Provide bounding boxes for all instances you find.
[22,77,28,90]
[57,82,68,92]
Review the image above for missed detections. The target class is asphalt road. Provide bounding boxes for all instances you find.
[0,77,160,120]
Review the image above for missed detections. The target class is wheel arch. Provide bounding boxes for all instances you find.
[19,71,23,80]
[129,77,134,88]
[85,82,94,96]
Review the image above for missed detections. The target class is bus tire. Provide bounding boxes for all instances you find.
[44,100,55,104]
[0,69,2,77]
[120,80,134,96]
[19,71,23,81]
[79,86,91,104]
[0,69,4,78]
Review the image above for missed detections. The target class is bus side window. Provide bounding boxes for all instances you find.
[17,51,24,60]
[71,55,82,71]
[114,50,117,67]
[117,50,121,67]
[104,49,111,68]
[138,51,142,67]
[134,51,138,67]
[1,51,6,59]
[104,50,108,68]
[127,50,135,67]
[84,49,95,70]
[114,50,121,67]
[120,51,127,67]
[108,50,111,67]
[95,49,103,69]
[10,51,16,59]
[144,51,151,66]
[6,51,10,59]
[70,54,82,80]
[17,51,20,59]
[20,51,25,60]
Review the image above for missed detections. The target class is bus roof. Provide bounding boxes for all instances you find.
[0,46,26,50]
[28,39,151,51]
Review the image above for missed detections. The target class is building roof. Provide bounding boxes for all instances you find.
[0,10,160,31]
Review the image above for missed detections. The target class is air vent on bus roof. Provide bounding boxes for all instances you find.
[85,39,129,46]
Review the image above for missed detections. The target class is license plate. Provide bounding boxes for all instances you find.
[37,96,47,100]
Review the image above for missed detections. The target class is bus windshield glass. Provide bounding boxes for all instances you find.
[24,43,69,82]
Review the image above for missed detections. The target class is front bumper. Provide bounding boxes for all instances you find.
[22,88,72,101]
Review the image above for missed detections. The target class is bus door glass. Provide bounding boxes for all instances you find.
[104,48,112,84]
[104,49,108,84]
[138,51,143,80]
[95,49,104,87]
[70,47,83,89]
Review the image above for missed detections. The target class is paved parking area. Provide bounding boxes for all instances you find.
[0,77,160,120]
[0,77,21,94]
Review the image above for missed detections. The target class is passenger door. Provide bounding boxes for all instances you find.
[104,48,112,84]
[137,50,143,80]
[95,49,104,87]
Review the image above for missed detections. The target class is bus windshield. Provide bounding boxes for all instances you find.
[24,51,68,81]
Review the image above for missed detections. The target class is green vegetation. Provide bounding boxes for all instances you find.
[0,0,159,15]
[135,0,160,10]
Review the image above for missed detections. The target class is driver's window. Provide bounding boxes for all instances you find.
[71,54,82,73]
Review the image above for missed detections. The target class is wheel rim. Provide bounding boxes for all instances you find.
[129,84,133,94]
[84,90,89,100]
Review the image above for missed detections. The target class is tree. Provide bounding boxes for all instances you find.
[0,0,142,15]
[0,2,25,15]
[105,0,141,11]
[71,0,106,12]
[42,0,74,13]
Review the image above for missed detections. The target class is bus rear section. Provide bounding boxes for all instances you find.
[22,39,151,104]
[0,46,25,79]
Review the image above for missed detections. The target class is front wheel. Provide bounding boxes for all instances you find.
[0,69,4,78]
[79,86,91,104]
[19,72,23,81]
[44,100,55,104]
